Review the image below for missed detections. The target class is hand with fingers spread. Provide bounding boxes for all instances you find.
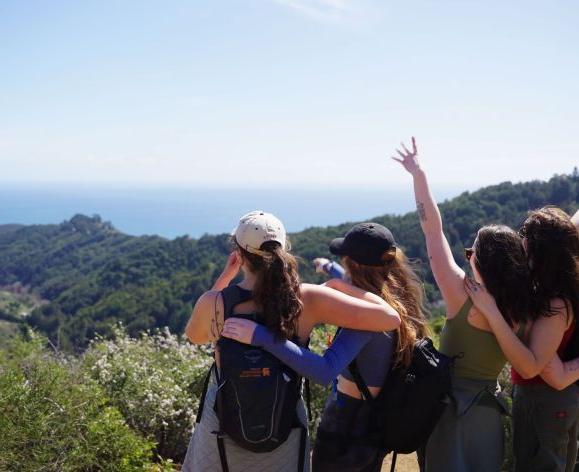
[391,136,421,175]
[221,318,259,345]
[464,277,501,320]
[313,257,331,274]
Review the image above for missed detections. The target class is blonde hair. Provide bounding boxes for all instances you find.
[344,248,429,368]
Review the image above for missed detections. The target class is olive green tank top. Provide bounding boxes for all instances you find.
[439,298,506,380]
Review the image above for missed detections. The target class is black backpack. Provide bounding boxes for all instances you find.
[348,337,453,471]
[196,285,308,472]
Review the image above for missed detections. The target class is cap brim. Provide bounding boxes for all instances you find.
[329,237,346,256]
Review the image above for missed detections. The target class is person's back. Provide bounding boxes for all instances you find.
[438,297,505,381]
[183,211,400,472]
[223,222,428,472]
[503,207,579,472]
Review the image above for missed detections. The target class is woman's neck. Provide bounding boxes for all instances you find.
[237,270,258,290]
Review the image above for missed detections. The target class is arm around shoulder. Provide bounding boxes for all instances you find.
[302,283,400,332]
[540,354,579,391]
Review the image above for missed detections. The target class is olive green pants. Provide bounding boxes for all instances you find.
[513,384,579,472]
[424,377,507,472]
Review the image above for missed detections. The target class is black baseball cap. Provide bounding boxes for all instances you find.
[329,223,396,266]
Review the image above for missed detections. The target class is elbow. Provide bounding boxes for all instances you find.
[185,323,204,345]
[519,366,541,380]
[185,329,198,344]
[383,310,401,331]
[318,371,340,387]
[543,376,566,391]
[392,313,401,330]
[318,375,334,387]
[375,301,401,331]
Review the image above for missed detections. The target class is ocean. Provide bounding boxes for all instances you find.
[0,184,467,239]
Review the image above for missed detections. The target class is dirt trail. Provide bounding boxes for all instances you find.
[382,453,419,472]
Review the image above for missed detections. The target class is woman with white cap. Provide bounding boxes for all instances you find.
[182,211,401,472]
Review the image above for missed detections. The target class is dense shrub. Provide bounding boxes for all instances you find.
[0,333,165,472]
[1,323,519,470]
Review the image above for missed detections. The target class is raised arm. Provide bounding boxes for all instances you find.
[466,279,568,378]
[222,320,375,385]
[392,138,466,315]
[301,282,401,332]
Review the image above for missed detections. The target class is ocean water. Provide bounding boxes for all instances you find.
[0,184,466,239]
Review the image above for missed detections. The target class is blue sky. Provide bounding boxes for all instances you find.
[1,0,578,188]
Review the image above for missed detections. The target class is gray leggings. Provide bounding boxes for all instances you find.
[513,383,579,472]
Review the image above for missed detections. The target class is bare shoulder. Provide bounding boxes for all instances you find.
[299,282,326,296]
[194,290,226,323]
[195,290,221,312]
[299,283,340,303]
[532,298,571,332]
[550,297,573,323]
[550,298,568,312]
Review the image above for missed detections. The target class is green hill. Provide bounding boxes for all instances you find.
[0,171,577,350]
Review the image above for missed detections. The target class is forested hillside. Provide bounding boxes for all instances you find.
[1,171,577,350]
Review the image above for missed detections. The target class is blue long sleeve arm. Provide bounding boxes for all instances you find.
[252,326,373,386]
[324,261,346,280]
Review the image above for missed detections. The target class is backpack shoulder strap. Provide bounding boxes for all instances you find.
[196,363,215,423]
[220,285,253,320]
[304,378,312,421]
[348,359,375,404]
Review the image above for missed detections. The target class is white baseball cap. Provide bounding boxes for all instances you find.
[233,210,287,256]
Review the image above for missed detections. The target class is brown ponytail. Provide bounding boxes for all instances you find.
[344,249,429,368]
[237,240,303,340]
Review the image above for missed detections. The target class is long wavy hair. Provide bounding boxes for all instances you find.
[473,225,538,326]
[520,207,579,322]
[343,248,429,368]
[235,239,303,340]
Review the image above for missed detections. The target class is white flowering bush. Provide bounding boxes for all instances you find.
[307,325,335,434]
[83,326,213,462]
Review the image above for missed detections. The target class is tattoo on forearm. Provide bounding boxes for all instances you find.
[417,202,427,222]
[568,361,579,372]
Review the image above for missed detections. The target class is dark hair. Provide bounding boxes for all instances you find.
[236,239,303,340]
[474,225,538,326]
[520,207,579,321]
[343,247,429,368]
